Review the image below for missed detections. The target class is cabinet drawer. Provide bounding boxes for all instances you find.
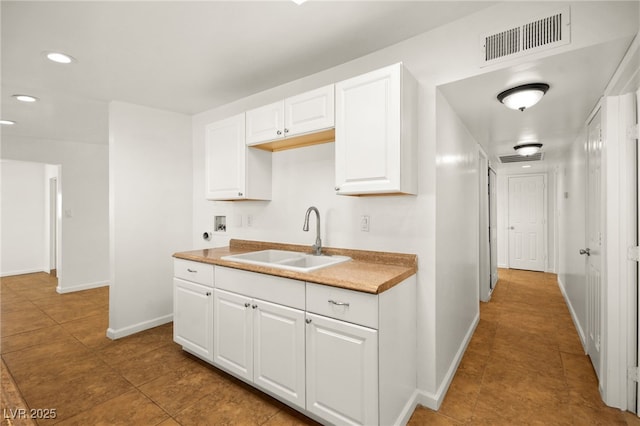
[215,266,305,310]
[306,283,378,329]
[174,259,214,287]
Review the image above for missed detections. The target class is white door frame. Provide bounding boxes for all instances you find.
[596,92,638,410]
[506,172,548,272]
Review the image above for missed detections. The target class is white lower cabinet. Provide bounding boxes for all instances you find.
[173,278,214,362]
[213,287,306,409]
[174,261,416,426]
[306,312,378,426]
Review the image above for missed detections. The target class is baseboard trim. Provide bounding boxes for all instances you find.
[106,314,173,340]
[416,311,480,411]
[557,276,587,351]
[56,280,109,294]
[393,389,420,425]
[1,268,47,277]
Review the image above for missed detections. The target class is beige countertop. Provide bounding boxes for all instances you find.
[173,239,417,294]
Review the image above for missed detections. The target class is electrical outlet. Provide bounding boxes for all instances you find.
[247,214,253,227]
[360,215,370,232]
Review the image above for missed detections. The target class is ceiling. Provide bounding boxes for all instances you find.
[1,0,495,145]
[439,35,635,167]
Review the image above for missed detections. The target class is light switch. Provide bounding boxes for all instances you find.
[360,215,370,232]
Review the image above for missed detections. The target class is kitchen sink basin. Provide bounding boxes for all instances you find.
[221,249,351,273]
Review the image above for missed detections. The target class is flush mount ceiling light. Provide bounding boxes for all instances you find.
[497,83,550,111]
[45,51,75,64]
[13,94,39,103]
[0,119,16,125]
[514,142,543,156]
[291,0,308,4]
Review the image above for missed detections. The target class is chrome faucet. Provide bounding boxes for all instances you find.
[303,206,322,256]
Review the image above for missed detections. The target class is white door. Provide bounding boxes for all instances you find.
[245,101,284,145]
[335,64,401,195]
[173,278,213,362]
[205,114,246,200]
[285,85,334,137]
[585,110,602,379]
[508,174,546,271]
[253,299,305,408]
[213,289,253,381]
[305,312,378,426]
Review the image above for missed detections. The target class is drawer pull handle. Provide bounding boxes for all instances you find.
[305,318,312,324]
[206,292,211,296]
[328,299,350,307]
[252,304,258,309]
[244,303,251,308]
[187,268,198,273]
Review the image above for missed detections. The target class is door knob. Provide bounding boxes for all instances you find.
[579,248,591,256]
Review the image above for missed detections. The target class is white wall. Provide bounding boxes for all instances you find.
[557,128,588,342]
[1,160,46,275]
[190,0,637,408]
[108,101,192,338]
[434,91,480,389]
[1,137,109,292]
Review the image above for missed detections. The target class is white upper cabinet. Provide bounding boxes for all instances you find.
[335,63,417,196]
[246,85,335,147]
[205,113,271,201]
[245,101,284,145]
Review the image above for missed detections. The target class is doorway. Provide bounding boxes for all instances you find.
[508,174,546,272]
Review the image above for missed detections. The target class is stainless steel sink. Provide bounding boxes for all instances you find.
[221,249,350,273]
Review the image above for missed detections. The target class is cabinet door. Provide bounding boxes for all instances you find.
[173,278,213,362]
[285,85,334,137]
[246,101,284,145]
[335,64,401,195]
[306,313,378,426]
[253,299,305,409]
[205,114,246,200]
[213,289,253,381]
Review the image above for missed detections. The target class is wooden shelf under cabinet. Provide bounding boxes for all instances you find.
[249,128,335,152]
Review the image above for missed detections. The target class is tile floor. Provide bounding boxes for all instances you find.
[1,269,639,425]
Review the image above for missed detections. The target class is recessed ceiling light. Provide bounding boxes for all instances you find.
[0,119,16,125]
[13,94,39,103]
[497,83,550,111]
[45,51,75,64]
[522,165,532,169]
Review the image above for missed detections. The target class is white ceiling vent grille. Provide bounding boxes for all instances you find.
[481,7,570,66]
[499,153,544,164]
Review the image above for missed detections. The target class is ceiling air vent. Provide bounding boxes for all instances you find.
[481,6,570,66]
[499,152,544,164]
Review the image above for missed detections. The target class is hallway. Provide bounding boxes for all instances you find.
[412,268,640,424]
[1,269,639,424]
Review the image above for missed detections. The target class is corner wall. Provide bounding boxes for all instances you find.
[1,137,109,291]
[108,101,192,338]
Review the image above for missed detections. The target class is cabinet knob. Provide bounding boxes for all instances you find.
[238,192,243,197]
[276,130,282,136]
[206,292,211,296]
[244,302,250,308]
[252,304,258,309]
[284,128,289,134]
[334,186,340,191]
[305,318,312,324]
